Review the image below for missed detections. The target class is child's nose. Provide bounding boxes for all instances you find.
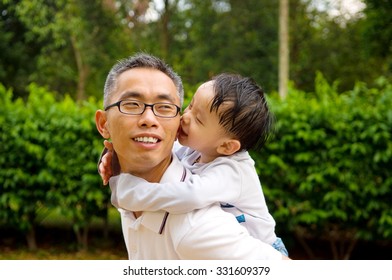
[180,112,190,124]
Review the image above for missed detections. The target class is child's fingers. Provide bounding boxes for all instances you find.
[99,150,114,186]
[100,171,111,186]
[98,163,108,183]
[104,140,113,150]
[101,153,109,166]
[98,162,106,176]
[97,141,115,186]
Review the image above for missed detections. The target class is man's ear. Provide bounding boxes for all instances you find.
[216,139,241,156]
[95,110,110,139]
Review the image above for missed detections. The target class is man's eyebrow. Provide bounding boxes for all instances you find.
[119,91,141,100]
[156,93,177,103]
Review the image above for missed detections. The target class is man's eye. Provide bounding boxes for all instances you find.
[156,104,175,111]
[123,101,141,108]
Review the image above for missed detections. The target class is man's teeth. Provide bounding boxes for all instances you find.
[134,137,159,143]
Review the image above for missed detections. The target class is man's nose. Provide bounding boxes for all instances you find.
[138,107,159,127]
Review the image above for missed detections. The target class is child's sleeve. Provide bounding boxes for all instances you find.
[173,141,189,161]
[111,160,242,214]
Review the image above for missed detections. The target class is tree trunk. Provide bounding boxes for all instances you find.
[279,0,289,99]
[161,0,171,60]
[103,205,110,239]
[74,224,89,251]
[70,35,88,101]
[25,226,37,251]
[294,228,315,259]
[82,225,89,251]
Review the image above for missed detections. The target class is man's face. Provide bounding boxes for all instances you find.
[96,68,181,181]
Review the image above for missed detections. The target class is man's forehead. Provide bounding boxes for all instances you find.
[113,68,179,102]
[117,67,173,84]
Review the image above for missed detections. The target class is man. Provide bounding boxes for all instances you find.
[95,52,287,259]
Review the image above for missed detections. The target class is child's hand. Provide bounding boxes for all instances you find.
[98,140,117,185]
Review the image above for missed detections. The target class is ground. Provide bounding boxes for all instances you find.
[1,224,390,260]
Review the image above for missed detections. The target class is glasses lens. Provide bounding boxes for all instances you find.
[154,103,178,117]
[118,100,178,117]
[120,100,144,115]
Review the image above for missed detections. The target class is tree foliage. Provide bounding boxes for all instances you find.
[360,0,392,81]
[1,76,391,257]
[0,0,134,100]
[1,0,391,257]
[1,0,390,99]
[0,84,108,250]
[253,74,392,259]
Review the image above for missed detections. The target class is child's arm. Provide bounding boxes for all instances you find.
[111,159,243,214]
[98,140,120,185]
[173,140,191,161]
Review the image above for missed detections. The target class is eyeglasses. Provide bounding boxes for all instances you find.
[104,100,181,118]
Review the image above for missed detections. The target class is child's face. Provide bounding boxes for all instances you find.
[178,81,232,162]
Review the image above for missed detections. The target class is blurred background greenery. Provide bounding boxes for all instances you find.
[1,0,390,101]
[0,0,391,260]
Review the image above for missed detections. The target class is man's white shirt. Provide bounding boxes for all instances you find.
[110,153,282,260]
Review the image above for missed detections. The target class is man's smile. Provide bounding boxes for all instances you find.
[133,136,160,144]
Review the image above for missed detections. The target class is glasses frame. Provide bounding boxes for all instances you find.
[104,100,181,118]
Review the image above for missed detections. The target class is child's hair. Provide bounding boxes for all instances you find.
[210,73,275,151]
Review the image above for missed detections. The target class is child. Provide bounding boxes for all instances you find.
[99,73,288,256]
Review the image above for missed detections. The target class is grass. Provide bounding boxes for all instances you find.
[2,208,391,260]
[1,247,127,260]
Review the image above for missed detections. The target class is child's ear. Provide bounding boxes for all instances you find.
[95,110,111,139]
[217,139,241,156]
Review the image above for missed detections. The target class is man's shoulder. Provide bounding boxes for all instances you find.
[164,203,283,260]
[166,203,237,237]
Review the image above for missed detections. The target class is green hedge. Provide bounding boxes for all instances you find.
[1,75,391,258]
[253,73,392,258]
[0,84,109,250]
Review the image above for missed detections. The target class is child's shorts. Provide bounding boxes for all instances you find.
[272,237,289,257]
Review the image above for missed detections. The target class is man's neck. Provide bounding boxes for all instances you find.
[125,155,173,218]
[120,154,173,182]
[139,155,172,182]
